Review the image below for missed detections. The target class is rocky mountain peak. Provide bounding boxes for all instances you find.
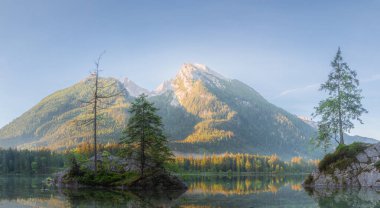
[173,63,229,92]
[153,80,173,95]
[177,63,226,81]
[124,77,150,97]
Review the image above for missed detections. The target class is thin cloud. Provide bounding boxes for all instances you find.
[276,84,320,98]
[363,74,380,83]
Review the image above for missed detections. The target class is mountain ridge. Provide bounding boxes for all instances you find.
[0,63,376,159]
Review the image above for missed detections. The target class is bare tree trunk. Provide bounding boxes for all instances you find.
[337,66,344,145]
[76,51,124,175]
[93,66,99,174]
[338,108,344,145]
[338,90,344,145]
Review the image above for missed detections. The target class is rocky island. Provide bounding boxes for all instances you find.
[52,95,188,192]
[53,154,187,191]
[304,142,380,188]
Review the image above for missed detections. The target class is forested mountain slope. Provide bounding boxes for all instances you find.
[0,78,131,150]
[1,63,376,159]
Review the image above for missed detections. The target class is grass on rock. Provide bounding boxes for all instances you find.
[318,142,369,174]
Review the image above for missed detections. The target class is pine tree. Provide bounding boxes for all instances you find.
[121,94,173,177]
[313,48,367,146]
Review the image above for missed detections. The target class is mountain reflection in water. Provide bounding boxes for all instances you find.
[2,175,380,207]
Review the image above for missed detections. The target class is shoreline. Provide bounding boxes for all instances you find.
[174,172,311,177]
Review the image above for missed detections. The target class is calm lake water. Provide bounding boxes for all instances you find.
[0,174,379,207]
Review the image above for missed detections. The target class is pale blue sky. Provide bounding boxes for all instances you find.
[1,0,379,139]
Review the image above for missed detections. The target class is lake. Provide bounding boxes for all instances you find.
[1,174,379,207]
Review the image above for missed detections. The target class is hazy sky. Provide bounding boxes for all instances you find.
[1,0,380,139]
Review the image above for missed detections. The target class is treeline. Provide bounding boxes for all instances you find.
[0,144,319,175]
[174,153,319,173]
[0,148,66,174]
[72,143,319,173]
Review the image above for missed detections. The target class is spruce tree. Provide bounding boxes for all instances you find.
[121,94,173,177]
[313,48,367,146]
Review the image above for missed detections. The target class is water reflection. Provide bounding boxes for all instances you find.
[306,187,380,208]
[4,175,380,207]
[185,175,304,195]
[177,175,314,208]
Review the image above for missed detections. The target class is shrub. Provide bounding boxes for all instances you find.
[77,169,139,186]
[68,157,83,177]
[318,142,368,173]
[304,174,313,186]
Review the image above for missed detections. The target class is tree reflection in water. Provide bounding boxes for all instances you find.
[0,175,317,208]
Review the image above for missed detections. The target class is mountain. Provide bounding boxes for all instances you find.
[0,63,375,159]
[150,64,320,158]
[0,77,131,150]
[124,78,150,97]
[298,116,378,145]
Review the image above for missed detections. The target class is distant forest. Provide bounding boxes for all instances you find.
[0,146,318,175]
[0,148,65,174]
[174,153,318,173]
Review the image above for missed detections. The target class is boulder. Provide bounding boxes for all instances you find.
[304,142,380,188]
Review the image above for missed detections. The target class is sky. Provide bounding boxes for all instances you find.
[1,0,380,139]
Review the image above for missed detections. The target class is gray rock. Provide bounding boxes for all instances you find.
[374,143,380,152]
[356,153,369,163]
[365,147,379,158]
[360,163,367,169]
[304,143,380,188]
[370,156,380,164]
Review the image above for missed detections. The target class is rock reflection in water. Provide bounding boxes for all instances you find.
[306,187,380,208]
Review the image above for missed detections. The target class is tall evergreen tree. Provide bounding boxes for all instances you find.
[121,94,173,177]
[313,48,367,146]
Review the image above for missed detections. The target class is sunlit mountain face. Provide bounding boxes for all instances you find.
[0,64,376,159]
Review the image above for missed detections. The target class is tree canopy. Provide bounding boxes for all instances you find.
[121,94,173,176]
[313,48,367,147]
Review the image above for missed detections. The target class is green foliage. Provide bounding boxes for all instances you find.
[314,48,367,146]
[0,148,66,174]
[68,157,82,177]
[318,142,368,173]
[76,169,139,186]
[175,153,318,173]
[304,174,314,186]
[121,94,173,176]
[312,123,332,153]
